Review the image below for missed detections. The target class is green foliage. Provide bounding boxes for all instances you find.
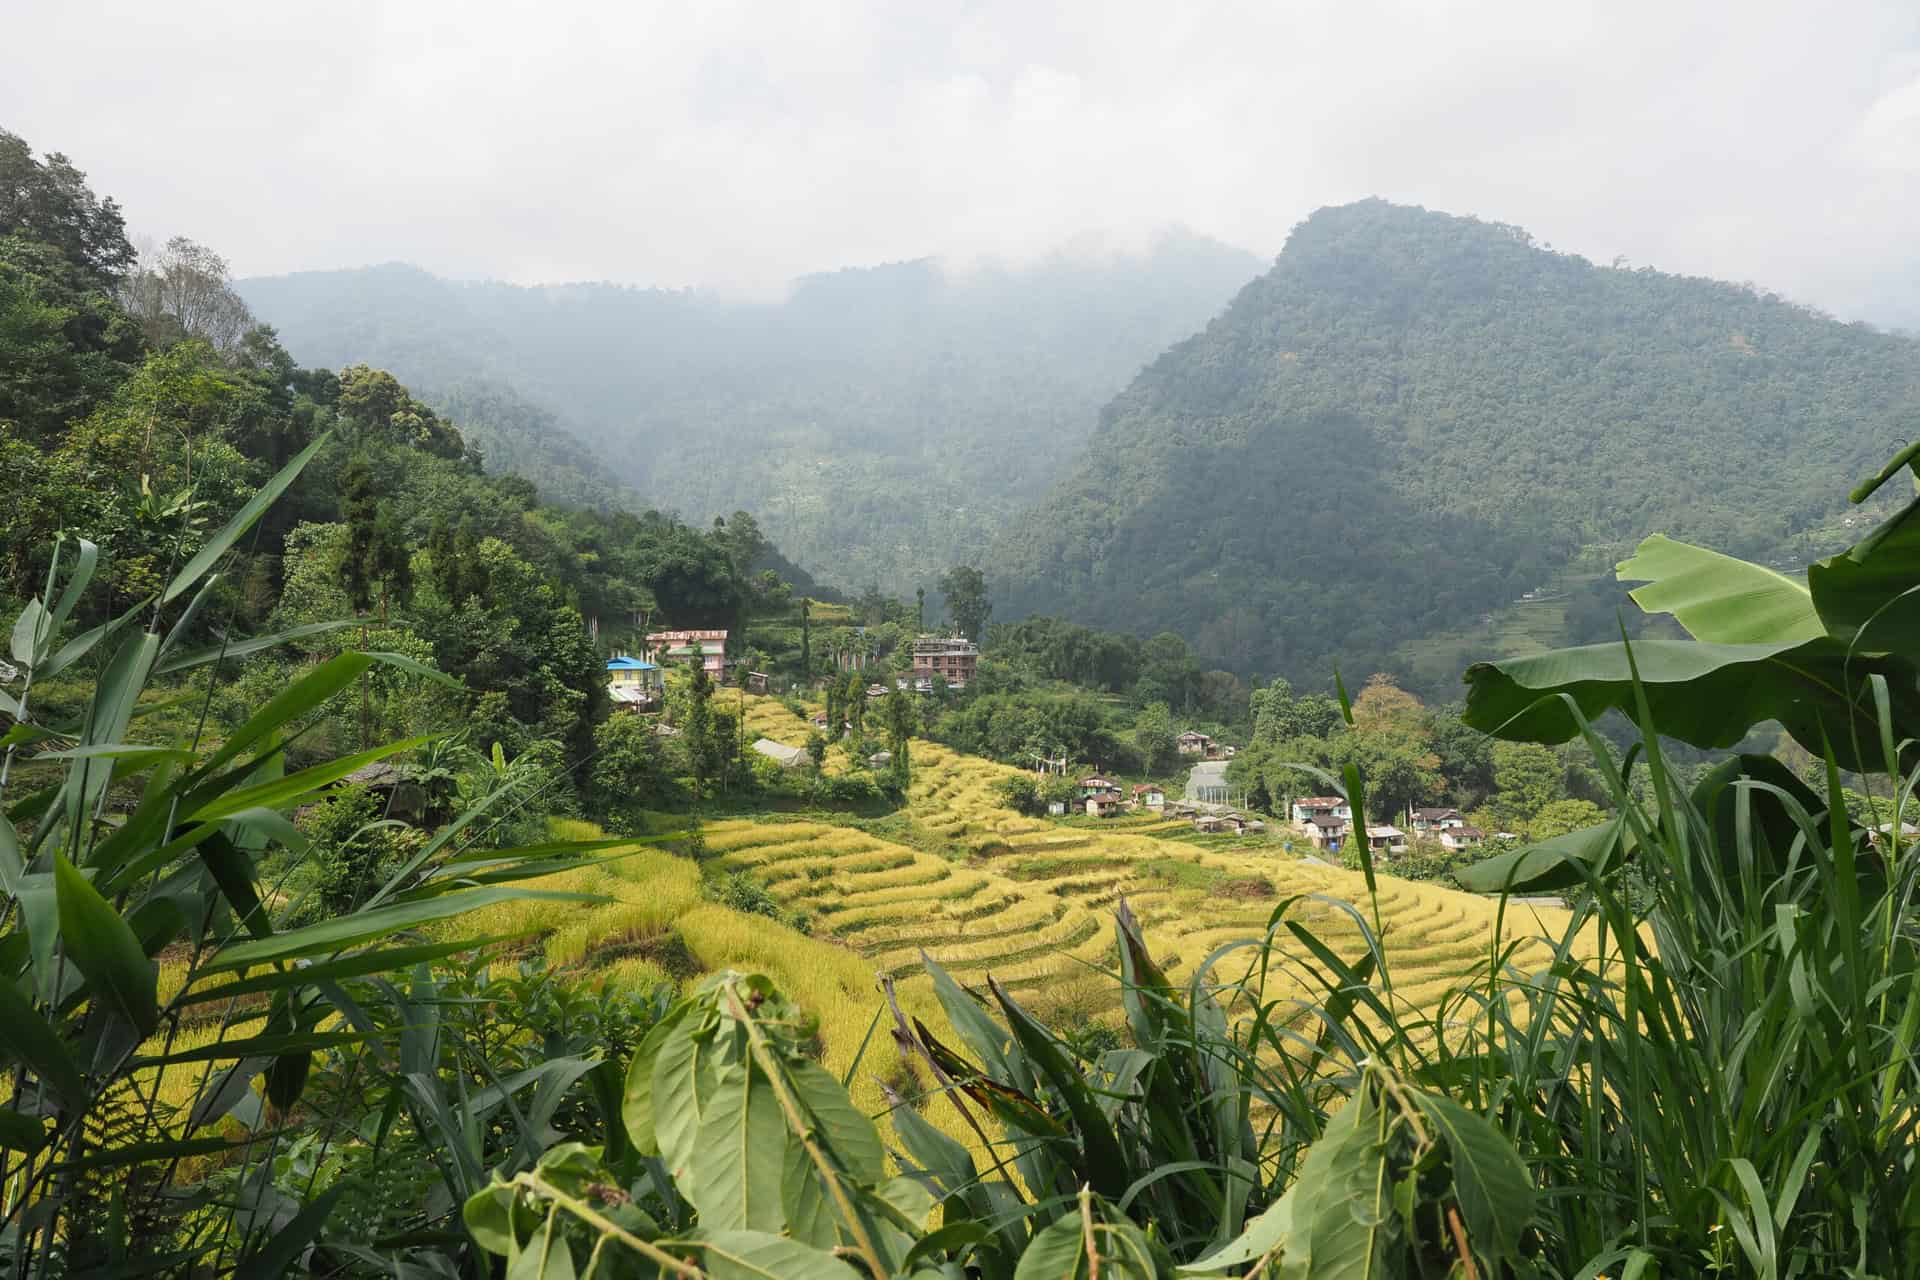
[997,199,1920,680]
[705,870,811,935]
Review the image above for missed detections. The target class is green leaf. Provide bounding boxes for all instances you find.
[1808,490,1920,651]
[989,976,1131,1201]
[232,1183,347,1280]
[786,1059,886,1184]
[184,734,434,823]
[153,621,359,675]
[1014,1205,1167,1280]
[1618,534,1823,644]
[176,934,525,1006]
[679,1229,864,1280]
[202,887,603,971]
[55,852,158,1038]
[0,971,76,1114]
[687,1064,791,1234]
[621,1000,688,1157]
[1179,1191,1293,1274]
[1462,636,1913,773]
[164,434,328,604]
[1411,1092,1533,1266]
[0,1108,50,1154]
[1454,817,1625,894]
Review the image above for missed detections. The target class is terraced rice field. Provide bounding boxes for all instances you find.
[710,700,1593,1041]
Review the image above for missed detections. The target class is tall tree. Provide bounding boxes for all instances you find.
[938,564,991,641]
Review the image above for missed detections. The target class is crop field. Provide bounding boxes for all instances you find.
[706,702,1593,1046]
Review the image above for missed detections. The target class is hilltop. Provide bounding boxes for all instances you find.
[236,232,1263,593]
[992,199,1920,684]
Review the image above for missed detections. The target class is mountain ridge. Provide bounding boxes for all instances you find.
[993,198,1920,684]
[236,230,1265,593]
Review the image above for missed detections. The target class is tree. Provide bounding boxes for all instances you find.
[589,713,679,826]
[799,596,812,677]
[885,683,913,790]
[1247,772,1273,816]
[915,586,925,631]
[118,236,255,353]
[337,456,379,614]
[805,730,827,774]
[938,564,991,641]
[684,658,715,803]
[1490,740,1563,830]
[0,128,137,291]
[1132,702,1176,774]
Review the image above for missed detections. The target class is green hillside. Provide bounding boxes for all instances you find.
[994,199,1920,684]
[236,234,1262,594]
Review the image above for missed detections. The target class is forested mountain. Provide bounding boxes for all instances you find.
[235,234,1262,592]
[994,199,1920,684]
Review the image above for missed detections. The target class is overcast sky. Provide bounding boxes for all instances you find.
[6,0,1918,323]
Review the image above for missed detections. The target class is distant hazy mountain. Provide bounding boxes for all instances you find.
[993,199,1920,683]
[238,231,1263,592]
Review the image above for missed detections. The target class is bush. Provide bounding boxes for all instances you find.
[704,869,811,935]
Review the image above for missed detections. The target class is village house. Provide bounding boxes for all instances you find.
[644,629,729,677]
[1132,783,1167,811]
[1408,806,1465,835]
[1290,796,1352,826]
[1078,775,1123,802]
[1086,793,1123,818]
[1438,825,1486,852]
[1300,815,1346,852]
[1176,730,1211,756]
[605,655,662,710]
[1366,825,1409,855]
[911,636,979,689]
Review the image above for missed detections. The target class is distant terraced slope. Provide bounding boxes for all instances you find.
[710,702,1587,1036]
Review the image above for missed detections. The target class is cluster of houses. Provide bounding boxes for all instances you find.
[607,629,978,711]
[606,628,735,711]
[1283,798,1488,856]
[1070,776,1269,834]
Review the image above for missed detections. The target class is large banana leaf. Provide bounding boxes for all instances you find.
[1618,534,1822,644]
[1461,636,1918,772]
[1807,489,1920,652]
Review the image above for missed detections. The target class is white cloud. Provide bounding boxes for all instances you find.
[3,0,1916,322]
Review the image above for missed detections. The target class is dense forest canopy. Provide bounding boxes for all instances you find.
[234,235,1262,593]
[992,198,1920,685]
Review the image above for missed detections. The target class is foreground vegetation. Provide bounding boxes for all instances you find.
[6,123,1920,1277]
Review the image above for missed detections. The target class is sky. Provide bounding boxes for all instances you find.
[5,0,1919,324]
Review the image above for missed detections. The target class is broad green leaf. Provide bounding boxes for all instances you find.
[680,1228,863,1280]
[1808,490,1920,651]
[164,434,328,603]
[687,1064,791,1234]
[1618,534,1822,644]
[1455,817,1625,894]
[1411,1092,1533,1266]
[202,887,602,970]
[55,853,158,1038]
[11,597,47,668]
[1013,1206,1166,1280]
[232,1183,347,1280]
[621,1000,688,1156]
[1462,636,1913,773]
[786,1059,887,1184]
[1179,1192,1293,1274]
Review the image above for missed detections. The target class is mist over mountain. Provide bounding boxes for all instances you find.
[993,199,1920,684]
[237,231,1262,593]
